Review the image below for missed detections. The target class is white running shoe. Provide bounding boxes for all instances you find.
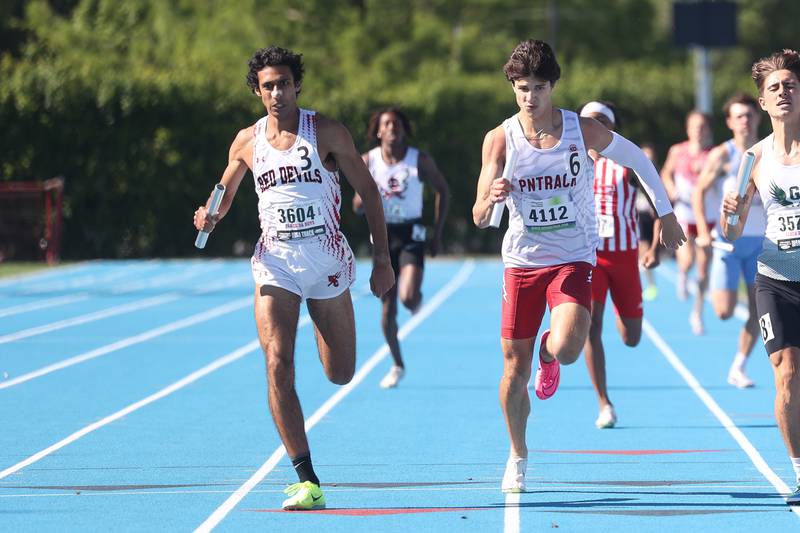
[689,311,704,336]
[595,404,617,429]
[379,365,405,389]
[501,456,527,493]
[727,368,755,389]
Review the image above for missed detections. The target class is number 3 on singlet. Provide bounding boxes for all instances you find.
[522,195,577,233]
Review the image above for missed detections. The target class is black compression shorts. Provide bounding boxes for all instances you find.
[755,273,800,355]
[387,219,426,274]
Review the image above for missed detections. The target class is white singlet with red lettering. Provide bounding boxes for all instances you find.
[367,146,423,223]
[502,109,598,268]
[593,157,639,252]
[252,109,343,246]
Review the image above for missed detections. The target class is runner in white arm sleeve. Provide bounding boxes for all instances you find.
[471,39,685,495]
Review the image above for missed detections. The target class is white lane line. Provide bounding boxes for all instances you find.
[0,297,252,389]
[0,293,181,346]
[15,262,162,295]
[656,263,748,321]
[0,311,319,480]
[504,492,521,533]
[110,262,224,294]
[0,294,91,319]
[641,319,799,515]
[195,259,476,532]
[0,339,261,481]
[0,281,368,389]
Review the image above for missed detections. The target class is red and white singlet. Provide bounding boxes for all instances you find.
[593,157,639,252]
[367,146,423,224]
[250,108,354,297]
[671,140,715,224]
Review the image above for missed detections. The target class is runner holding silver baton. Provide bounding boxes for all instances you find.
[194,183,226,249]
[488,145,518,228]
[727,151,756,225]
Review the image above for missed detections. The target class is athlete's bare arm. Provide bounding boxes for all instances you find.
[660,145,679,202]
[317,116,394,297]
[692,145,728,246]
[193,126,254,233]
[418,151,450,256]
[580,117,685,250]
[351,153,370,215]
[721,142,763,241]
[473,127,511,228]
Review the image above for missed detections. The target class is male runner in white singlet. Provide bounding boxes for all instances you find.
[661,110,714,334]
[353,107,450,389]
[472,40,685,493]
[193,46,394,511]
[693,93,763,389]
[722,49,800,505]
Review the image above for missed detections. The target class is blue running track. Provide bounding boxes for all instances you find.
[1,258,798,531]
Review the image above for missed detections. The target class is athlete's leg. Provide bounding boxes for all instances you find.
[770,347,800,458]
[691,243,711,334]
[500,337,535,458]
[398,262,424,312]
[710,248,739,319]
[727,283,759,388]
[255,285,307,457]
[584,260,611,408]
[584,299,610,407]
[740,284,759,356]
[606,250,643,347]
[380,284,403,368]
[676,233,696,275]
[712,289,738,319]
[542,302,591,365]
[306,289,356,385]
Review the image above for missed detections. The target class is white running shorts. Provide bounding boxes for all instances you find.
[251,235,355,300]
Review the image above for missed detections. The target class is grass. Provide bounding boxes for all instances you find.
[0,262,54,279]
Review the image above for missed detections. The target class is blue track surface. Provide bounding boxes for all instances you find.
[1,258,798,531]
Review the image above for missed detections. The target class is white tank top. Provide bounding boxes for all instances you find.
[501,109,598,268]
[367,146,423,223]
[252,109,343,245]
[756,134,800,281]
[722,139,765,237]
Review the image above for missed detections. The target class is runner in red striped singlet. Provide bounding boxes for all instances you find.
[579,101,662,429]
[660,111,714,334]
[193,46,394,511]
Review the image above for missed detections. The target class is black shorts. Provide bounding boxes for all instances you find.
[755,273,800,355]
[638,210,655,244]
[387,220,426,274]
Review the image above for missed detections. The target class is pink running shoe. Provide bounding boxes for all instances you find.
[534,330,560,400]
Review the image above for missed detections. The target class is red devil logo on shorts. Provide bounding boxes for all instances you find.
[327,273,341,287]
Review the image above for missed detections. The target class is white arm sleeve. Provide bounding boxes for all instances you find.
[600,132,673,217]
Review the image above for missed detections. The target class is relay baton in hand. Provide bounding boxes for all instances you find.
[727,151,755,226]
[195,183,226,249]
[710,240,734,253]
[488,146,518,228]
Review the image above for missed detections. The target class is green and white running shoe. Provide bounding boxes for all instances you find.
[282,481,326,510]
[788,484,800,506]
